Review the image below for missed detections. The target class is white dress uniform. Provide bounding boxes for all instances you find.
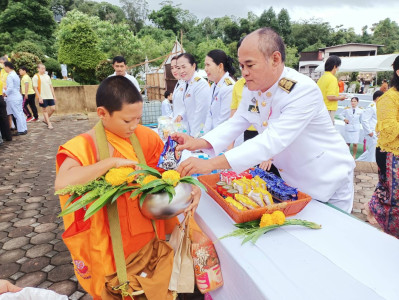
[357,102,377,162]
[204,72,235,133]
[181,72,211,137]
[108,72,140,92]
[203,67,355,212]
[339,106,363,144]
[172,79,187,125]
[161,98,173,118]
[4,70,27,133]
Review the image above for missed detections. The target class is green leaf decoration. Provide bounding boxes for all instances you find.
[129,188,143,199]
[139,192,147,207]
[140,179,165,191]
[165,185,176,196]
[84,187,119,221]
[148,184,168,194]
[180,177,207,191]
[128,164,161,178]
[110,186,138,204]
[63,193,80,209]
[58,190,99,217]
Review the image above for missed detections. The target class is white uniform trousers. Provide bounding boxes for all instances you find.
[6,97,27,133]
[356,134,377,162]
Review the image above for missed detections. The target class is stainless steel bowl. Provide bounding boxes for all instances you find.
[140,183,193,219]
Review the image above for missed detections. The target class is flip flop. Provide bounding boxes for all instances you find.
[42,120,48,125]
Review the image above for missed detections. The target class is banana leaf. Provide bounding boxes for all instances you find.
[62,193,80,209]
[180,177,207,191]
[110,186,139,204]
[84,187,119,221]
[58,190,99,217]
[128,164,161,177]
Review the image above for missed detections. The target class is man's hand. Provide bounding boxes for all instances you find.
[184,185,201,215]
[344,119,349,124]
[0,280,22,295]
[259,160,272,171]
[177,157,213,177]
[175,115,182,123]
[171,132,208,152]
[24,95,28,100]
[53,97,57,102]
[38,96,43,104]
[111,158,138,168]
[368,132,374,137]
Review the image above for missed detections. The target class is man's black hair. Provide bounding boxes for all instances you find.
[164,91,171,98]
[324,55,341,72]
[4,61,14,69]
[19,65,29,72]
[112,56,126,65]
[96,76,142,115]
[373,90,384,100]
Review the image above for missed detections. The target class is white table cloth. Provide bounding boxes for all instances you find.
[194,193,399,300]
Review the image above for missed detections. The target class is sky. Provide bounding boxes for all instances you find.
[103,0,399,34]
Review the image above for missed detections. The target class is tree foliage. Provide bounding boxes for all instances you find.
[120,0,148,33]
[45,57,62,78]
[13,41,46,62]
[95,60,114,82]
[11,52,42,77]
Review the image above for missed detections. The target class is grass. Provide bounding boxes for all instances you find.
[51,79,80,87]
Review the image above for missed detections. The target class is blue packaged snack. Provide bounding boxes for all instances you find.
[157,136,182,170]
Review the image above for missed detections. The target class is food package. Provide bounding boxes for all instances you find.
[157,136,182,170]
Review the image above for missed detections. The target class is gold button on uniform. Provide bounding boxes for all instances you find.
[279,169,283,172]
[266,92,272,97]
[261,101,266,107]
[263,121,268,127]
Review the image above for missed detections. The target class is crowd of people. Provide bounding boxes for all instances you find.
[0,59,58,145]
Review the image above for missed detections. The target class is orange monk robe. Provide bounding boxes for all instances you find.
[56,124,178,299]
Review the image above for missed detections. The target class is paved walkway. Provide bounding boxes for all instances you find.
[0,115,382,299]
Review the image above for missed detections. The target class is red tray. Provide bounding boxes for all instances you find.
[198,173,312,223]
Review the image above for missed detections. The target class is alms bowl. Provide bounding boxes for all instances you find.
[140,183,193,219]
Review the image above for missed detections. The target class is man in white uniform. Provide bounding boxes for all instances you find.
[174,28,355,212]
[357,90,383,162]
[109,56,140,92]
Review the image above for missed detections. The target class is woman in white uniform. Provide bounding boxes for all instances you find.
[171,56,186,126]
[176,53,211,137]
[204,50,236,133]
[340,96,363,159]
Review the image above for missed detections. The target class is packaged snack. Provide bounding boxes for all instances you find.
[235,194,259,209]
[248,188,265,207]
[224,197,246,211]
[157,136,182,170]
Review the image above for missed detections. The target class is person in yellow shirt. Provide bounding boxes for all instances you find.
[19,66,38,122]
[0,57,12,142]
[317,55,346,124]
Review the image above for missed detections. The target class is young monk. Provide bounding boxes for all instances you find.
[55,76,200,299]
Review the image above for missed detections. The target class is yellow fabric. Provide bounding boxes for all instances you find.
[21,74,35,95]
[231,78,256,131]
[0,69,8,91]
[317,71,339,111]
[376,87,399,155]
[32,74,53,99]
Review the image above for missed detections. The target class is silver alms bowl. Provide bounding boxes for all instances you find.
[140,183,193,219]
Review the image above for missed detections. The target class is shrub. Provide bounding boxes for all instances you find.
[11,52,42,77]
[44,57,61,78]
[349,81,360,93]
[95,59,114,82]
[13,41,46,62]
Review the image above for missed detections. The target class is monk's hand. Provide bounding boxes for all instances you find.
[184,185,201,215]
[112,158,139,169]
[175,115,182,123]
[0,280,22,295]
[259,160,272,171]
[177,157,213,177]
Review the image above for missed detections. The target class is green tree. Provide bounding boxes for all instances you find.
[258,7,279,32]
[277,9,292,45]
[11,52,42,77]
[57,20,105,84]
[45,57,62,78]
[96,2,125,23]
[195,38,231,69]
[285,46,299,69]
[371,18,399,54]
[13,41,46,62]
[120,0,148,33]
[291,19,332,53]
[0,0,56,54]
[95,59,114,82]
[51,0,74,17]
[360,26,372,44]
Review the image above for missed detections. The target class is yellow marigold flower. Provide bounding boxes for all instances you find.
[162,170,181,187]
[259,213,273,228]
[142,175,158,185]
[105,167,135,186]
[271,210,286,225]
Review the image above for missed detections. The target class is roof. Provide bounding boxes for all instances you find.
[319,43,384,50]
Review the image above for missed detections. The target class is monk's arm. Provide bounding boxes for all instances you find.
[55,157,136,190]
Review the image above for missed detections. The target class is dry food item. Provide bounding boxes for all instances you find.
[265,202,288,213]
[224,197,247,211]
[216,181,226,194]
[157,136,182,170]
[235,194,259,209]
[248,188,265,207]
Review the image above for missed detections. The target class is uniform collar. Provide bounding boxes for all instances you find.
[215,72,229,87]
[187,72,198,84]
[255,67,287,98]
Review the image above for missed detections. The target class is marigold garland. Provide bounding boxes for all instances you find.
[105,167,135,186]
[162,170,181,187]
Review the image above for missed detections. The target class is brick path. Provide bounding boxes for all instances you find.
[0,114,381,299]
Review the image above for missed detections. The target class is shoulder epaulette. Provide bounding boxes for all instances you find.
[344,106,350,109]
[224,78,233,86]
[194,77,201,82]
[278,78,297,93]
[370,103,375,107]
[359,107,364,109]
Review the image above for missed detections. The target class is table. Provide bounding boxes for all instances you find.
[194,193,399,300]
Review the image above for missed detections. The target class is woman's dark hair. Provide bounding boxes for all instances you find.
[373,90,384,100]
[96,76,142,115]
[351,97,359,102]
[324,55,341,72]
[19,65,29,72]
[171,55,178,62]
[164,91,171,98]
[391,55,399,90]
[206,49,236,77]
[177,53,198,70]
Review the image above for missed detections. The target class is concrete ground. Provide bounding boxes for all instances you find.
[0,114,381,299]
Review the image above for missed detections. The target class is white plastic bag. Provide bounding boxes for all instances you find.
[0,287,68,300]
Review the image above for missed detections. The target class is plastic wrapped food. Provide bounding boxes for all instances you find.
[157,136,182,170]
